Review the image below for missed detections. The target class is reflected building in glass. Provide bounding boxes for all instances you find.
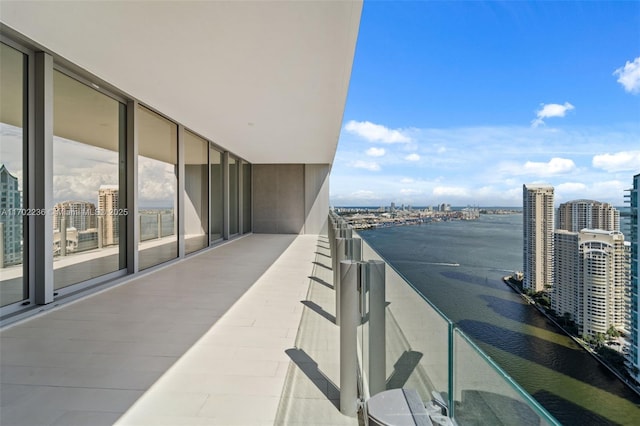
[98,185,119,246]
[51,201,96,232]
[0,164,22,267]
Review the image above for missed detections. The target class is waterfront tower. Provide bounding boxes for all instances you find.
[553,229,630,338]
[523,184,555,293]
[557,199,620,233]
[579,229,629,339]
[627,174,640,382]
[552,230,580,326]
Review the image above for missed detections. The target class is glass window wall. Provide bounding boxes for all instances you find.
[210,147,223,242]
[137,106,177,270]
[184,130,208,254]
[0,43,27,306]
[52,70,126,289]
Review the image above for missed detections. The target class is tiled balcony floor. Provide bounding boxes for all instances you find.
[0,234,357,426]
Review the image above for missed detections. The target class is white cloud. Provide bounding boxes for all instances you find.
[333,123,639,206]
[351,190,377,200]
[614,57,640,94]
[531,102,575,127]
[590,180,628,201]
[556,180,627,204]
[437,146,447,154]
[138,156,176,205]
[555,182,587,193]
[350,160,381,171]
[592,151,640,172]
[523,157,576,175]
[400,188,420,195]
[366,147,386,157]
[500,157,576,177]
[433,186,469,197]
[345,120,411,143]
[51,137,125,204]
[405,153,420,161]
[555,182,588,202]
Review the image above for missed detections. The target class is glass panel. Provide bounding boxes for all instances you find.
[357,231,560,424]
[137,106,177,270]
[454,329,559,425]
[210,147,223,242]
[242,162,252,233]
[184,130,208,254]
[0,43,26,306]
[360,235,450,401]
[229,157,238,235]
[52,71,126,289]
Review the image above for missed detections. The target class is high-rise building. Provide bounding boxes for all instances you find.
[552,230,580,323]
[580,229,629,338]
[52,201,96,232]
[523,184,554,292]
[98,185,119,246]
[552,229,629,338]
[557,199,620,232]
[0,164,22,267]
[627,174,639,382]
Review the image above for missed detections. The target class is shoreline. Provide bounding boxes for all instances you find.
[502,276,640,398]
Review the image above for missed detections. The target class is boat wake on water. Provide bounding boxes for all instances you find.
[396,260,460,267]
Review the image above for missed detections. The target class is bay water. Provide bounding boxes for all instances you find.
[359,213,640,425]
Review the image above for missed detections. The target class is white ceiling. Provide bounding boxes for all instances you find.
[1,0,362,164]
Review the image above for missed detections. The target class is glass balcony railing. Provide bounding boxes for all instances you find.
[331,213,560,425]
[139,211,175,241]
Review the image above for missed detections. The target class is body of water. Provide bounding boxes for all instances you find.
[359,213,640,425]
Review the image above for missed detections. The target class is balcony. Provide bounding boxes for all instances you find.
[0,233,355,425]
[1,217,559,425]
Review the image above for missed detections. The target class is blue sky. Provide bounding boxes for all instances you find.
[330,1,640,207]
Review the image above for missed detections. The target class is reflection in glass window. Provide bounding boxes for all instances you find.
[138,106,177,270]
[0,43,26,306]
[229,157,239,235]
[210,147,223,242]
[52,70,126,289]
[243,162,252,233]
[184,131,208,254]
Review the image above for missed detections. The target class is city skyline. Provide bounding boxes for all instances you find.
[330,1,640,207]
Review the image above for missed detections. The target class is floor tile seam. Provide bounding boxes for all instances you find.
[0,381,150,392]
[0,361,178,370]
[200,237,315,313]
[202,259,313,335]
[112,236,315,424]
[1,235,287,332]
[179,241,313,418]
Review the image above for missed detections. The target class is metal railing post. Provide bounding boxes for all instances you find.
[340,259,360,416]
[334,237,347,325]
[335,237,361,325]
[367,260,386,396]
[348,237,362,263]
